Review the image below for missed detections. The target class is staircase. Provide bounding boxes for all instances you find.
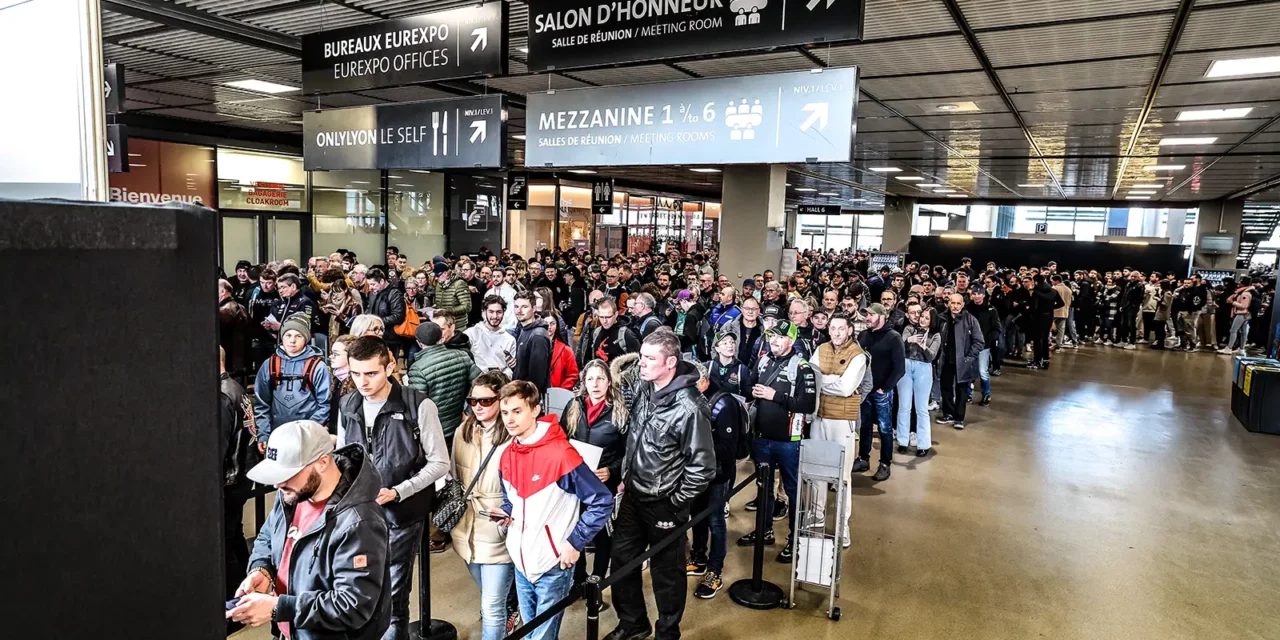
[1237,204,1280,269]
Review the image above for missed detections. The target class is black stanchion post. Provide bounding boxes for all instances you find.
[728,462,784,609]
[584,575,602,640]
[410,532,458,640]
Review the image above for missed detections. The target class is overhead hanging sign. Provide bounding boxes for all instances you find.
[525,67,857,167]
[104,63,126,114]
[106,125,128,173]
[508,172,528,210]
[797,204,839,215]
[303,95,506,171]
[301,3,507,94]
[526,0,864,71]
[591,178,613,215]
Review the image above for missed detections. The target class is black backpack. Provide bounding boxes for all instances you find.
[1248,289,1262,316]
[709,391,751,460]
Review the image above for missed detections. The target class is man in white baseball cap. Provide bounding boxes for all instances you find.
[228,420,392,640]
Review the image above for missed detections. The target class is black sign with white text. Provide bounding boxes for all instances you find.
[508,173,529,210]
[301,3,506,94]
[303,95,506,171]
[106,124,128,173]
[797,204,840,215]
[105,63,126,114]
[527,0,864,71]
[592,178,613,215]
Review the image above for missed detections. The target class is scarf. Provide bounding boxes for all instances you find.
[586,397,608,426]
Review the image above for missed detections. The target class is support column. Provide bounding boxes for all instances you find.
[1166,208,1187,245]
[719,165,787,282]
[1194,199,1244,270]
[882,196,916,253]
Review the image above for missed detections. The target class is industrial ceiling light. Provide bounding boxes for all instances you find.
[818,192,839,196]
[896,176,924,181]
[1125,195,1152,200]
[918,183,942,187]
[1158,136,1218,146]
[795,187,817,192]
[1176,107,1254,121]
[946,194,967,198]
[1018,183,1044,188]
[1129,191,1157,197]
[1130,183,1164,189]
[1144,165,1186,171]
[224,79,298,94]
[868,167,901,172]
[689,168,721,173]
[568,169,596,174]
[933,189,956,193]
[1206,56,1280,78]
[936,104,959,111]
[935,101,979,112]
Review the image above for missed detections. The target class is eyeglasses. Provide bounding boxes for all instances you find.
[467,396,498,407]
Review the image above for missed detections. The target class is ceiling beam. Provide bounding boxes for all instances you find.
[1165,111,1280,199]
[939,0,1065,199]
[102,0,301,56]
[1108,0,1195,199]
[1228,171,1280,201]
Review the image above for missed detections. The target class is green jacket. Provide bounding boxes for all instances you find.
[435,276,473,330]
[407,344,480,438]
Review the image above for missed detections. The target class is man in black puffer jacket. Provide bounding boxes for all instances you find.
[512,291,553,395]
[364,268,405,352]
[607,329,715,640]
[965,288,1001,406]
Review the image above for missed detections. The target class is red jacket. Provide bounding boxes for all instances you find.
[550,340,579,390]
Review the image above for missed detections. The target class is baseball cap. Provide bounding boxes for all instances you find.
[676,289,694,301]
[433,262,451,276]
[247,420,335,486]
[766,319,799,340]
[762,304,782,319]
[865,303,889,316]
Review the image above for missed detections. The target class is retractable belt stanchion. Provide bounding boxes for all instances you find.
[728,462,784,609]
[584,575,603,640]
[411,490,457,640]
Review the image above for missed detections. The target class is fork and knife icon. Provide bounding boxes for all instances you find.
[431,111,449,156]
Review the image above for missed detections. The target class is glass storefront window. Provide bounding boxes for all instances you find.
[311,170,382,265]
[387,170,445,268]
[216,148,307,212]
[557,185,595,252]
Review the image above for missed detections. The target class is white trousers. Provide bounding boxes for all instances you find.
[808,417,856,537]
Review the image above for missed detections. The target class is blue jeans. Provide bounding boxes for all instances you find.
[977,348,991,395]
[752,438,800,536]
[514,564,575,640]
[691,479,730,574]
[896,360,932,450]
[858,389,895,464]
[467,562,515,640]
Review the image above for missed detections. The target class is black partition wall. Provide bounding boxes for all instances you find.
[0,200,223,640]
[908,236,1191,276]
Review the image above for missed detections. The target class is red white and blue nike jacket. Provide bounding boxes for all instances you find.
[500,415,614,582]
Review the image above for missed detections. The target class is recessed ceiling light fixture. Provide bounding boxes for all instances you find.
[818,192,839,196]
[1144,165,1185,171]
[946,194,967,198]
[568,169,596,174]
[896,176,924,182]
[795,187,817,192]
[868,167,901,173]
[1206,56,1280,78]
[1177,107,1254,121]
[1129,191,1157,196]
[917,183,942,187]
[936,104,959,111]
[935,101,979,112]
[689,168,721,173]
[1130,183,1163,189]
[1126,195,1152,200]
[1159,136,1218,146]
[1018,183,1044,188]
[224,79,298,94]
[933,189,956,193]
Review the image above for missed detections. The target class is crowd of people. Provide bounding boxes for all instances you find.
[217,244,1275,640]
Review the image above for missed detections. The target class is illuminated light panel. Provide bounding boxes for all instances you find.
[1176,107,1253,121]
[1158,137,1217,146]
[1206,56,1280,78]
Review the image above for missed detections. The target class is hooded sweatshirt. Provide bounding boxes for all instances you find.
[499,416,613,582]
[465,321,518,376]
[253,344,331,441]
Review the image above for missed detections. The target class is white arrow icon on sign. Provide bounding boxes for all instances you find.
[470,120,487,143]
[106,140,115,156]
[471,27,488,52]
[805,0,836,10]
[800,103,829,131]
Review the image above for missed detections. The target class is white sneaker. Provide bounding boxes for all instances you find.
[1104,340,1113,346]
[1237,349,1248,356]
[1218,347,1233,355]
[1124,344,1136,351]
[928,401,939,411]
[1136,339,1147,345]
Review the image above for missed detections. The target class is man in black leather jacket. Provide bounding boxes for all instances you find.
[606,328,715,640]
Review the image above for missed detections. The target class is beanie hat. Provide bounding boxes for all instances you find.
[433,262,451,276]
[280,312,311,343]
[432,255,447,265]
[676,289,694,302]
[415,321,442,346]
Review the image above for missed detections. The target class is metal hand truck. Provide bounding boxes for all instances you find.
[787,439,846,621]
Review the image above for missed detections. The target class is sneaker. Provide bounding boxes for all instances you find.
[953,421,965,430]
[1124,343,1136,351]
[744,497,758,512]
[1137,339,1147,345]
[873,464,891,482]
[776,539,794,563]
[429,539,449,554]
[1065,343,1077,349]
[1237,349,1248,356]
[772,499,788,521]
[991,368,1002,376]
[851,457,870,473]
[686,558,707,576]
[1217,347,1233,355]
[928,401,940,411]
[694,572,723,599]
[603,626,652,640]
[1026,363,1041,370]
[979,394,991,406]
[737,529,775,547]
[936,415,954,425]
[896,445,909,455]
[915,448,930,458]
[1104,340,1113,346]
[506,611,522,635]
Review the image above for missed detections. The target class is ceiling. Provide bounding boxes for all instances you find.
[103,0,1280,211]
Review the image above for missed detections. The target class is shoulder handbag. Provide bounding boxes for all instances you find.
[395,300,421,339]
[432,441,501,534]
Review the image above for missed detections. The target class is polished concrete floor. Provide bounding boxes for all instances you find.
[234,346,1280,640]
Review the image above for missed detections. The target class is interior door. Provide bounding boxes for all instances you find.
[262,213,312,265]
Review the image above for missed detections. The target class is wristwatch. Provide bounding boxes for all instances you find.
[270,601,280,623]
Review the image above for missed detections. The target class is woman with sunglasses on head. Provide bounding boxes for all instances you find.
[561,358,628,588]
[450,371,516,640]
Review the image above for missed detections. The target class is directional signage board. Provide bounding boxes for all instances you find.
[301,3,506,94]
[106,124,128,173]
[797,204,840,215]
[303,95,505,171]
[526,0,864,71]
[525,67,857,167]
[592,178,614,215]
[508,173,529,210]
[104,63,126,114]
